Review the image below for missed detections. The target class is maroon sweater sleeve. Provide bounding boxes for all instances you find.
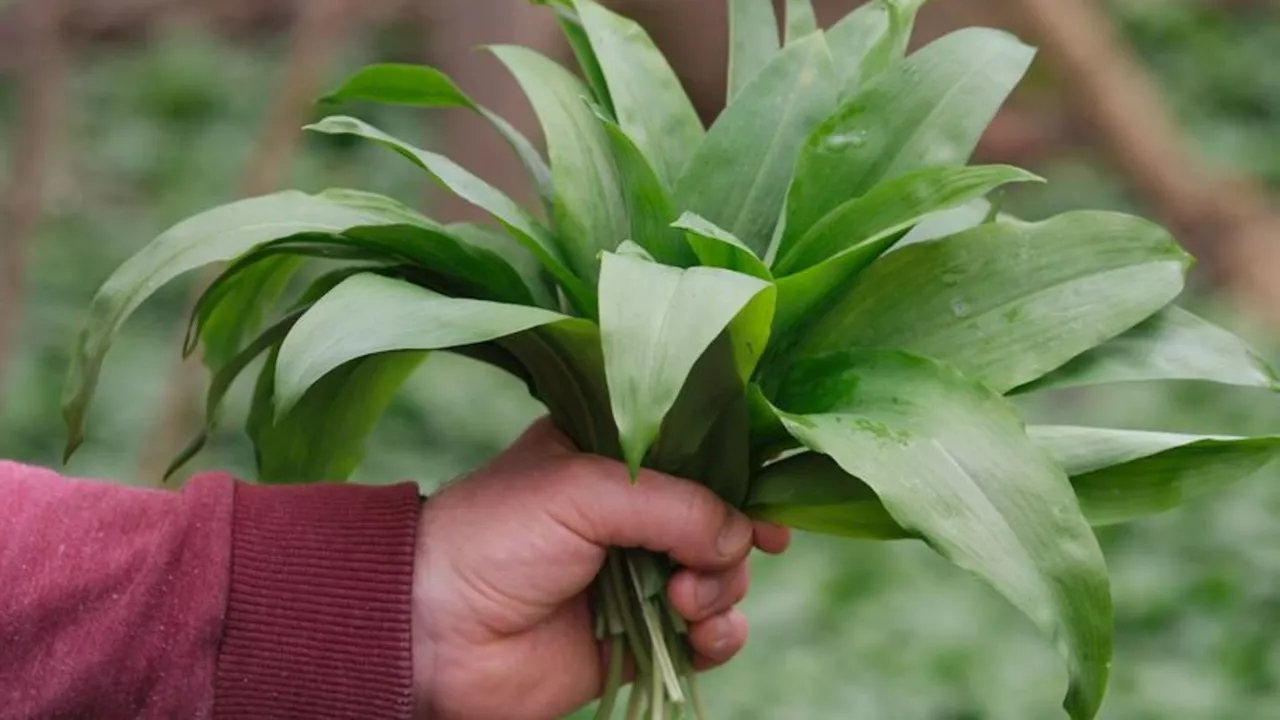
[0,460,422,719]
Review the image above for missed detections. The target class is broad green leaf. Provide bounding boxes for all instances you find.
[647,336,754,505]
[727,0,780,102]
[826,0,925,98]
[676,33,836,255]
[533,0,615,115]
[321,63,554,207]
[784,28,1035,246]
[672,212,771,280]
[794,212,1191,393]
[775,164,1041,274]
[772,349,1111,719]
[747,452,910,540]
[165,309,303,479]
[598,252,773,472]
[784,0,818,43]
[1017,306,1280,393]
[249,347,426,484]
[749,428,1280,534]
[304,116,591,311]
[61,190,446,460]
[593,108,695,266]
[197,255,304,372]
[573,0,704,189]
[490,45,628,287]
[275,273,572,417]
[1033,426,1280,526]
[772,232,901,336]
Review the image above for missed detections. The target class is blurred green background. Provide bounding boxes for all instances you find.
[3,1,1280,718]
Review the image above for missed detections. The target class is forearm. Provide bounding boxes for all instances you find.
[0,461,422,718]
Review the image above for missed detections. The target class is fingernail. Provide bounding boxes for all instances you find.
[717,511,752,558]
[695,575,721,610]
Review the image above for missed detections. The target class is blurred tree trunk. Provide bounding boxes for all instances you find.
[1011,0,1280,327]
[0,0,67,411]
[138,0,354,482]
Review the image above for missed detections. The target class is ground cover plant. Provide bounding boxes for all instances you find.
[61,0,1280,717]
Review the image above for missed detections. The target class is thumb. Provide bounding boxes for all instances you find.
[538,455,755,573]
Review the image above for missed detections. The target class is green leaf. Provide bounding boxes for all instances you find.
[165,309,304,479]
[598,252,774,472]
[1017,306,1280,393]
[672,212,771,280]
[826,0,924,98]
[727,0,780,102]
[772,232,902,336]
[60,190,448,461]
[197,255,304,371]
[793,212,1191,393]
[772,348,1111,719]
[443,222,557,308]
[898,198,992,247]
[304,116,591,312]
[572,0,704,189]
[775,164,1041,275]
[592,108,695,266]
[784,27,1035,246]
[490,45,629,287]
[321,63,554,208]
[784,0,818,43]
[1033,426,1280,526]
[274,273,572,418]
[249,347,427,483]
[676,33,836,255]
[747,452,911,540]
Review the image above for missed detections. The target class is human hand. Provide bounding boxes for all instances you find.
[411,418,790,720]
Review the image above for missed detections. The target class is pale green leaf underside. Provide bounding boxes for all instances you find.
[1017,306,1280,393]
[573,0,704,190]
[784,27,1035,247]
[598,252,772,472]
[676,32,836,256]
[727,0,780,101]
[794,211,1191,393]
[274,273,571,418]
[771,349,1111,720]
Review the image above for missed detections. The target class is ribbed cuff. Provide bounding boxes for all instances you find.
[213,481,422,719]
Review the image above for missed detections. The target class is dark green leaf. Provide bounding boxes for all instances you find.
[793,212,1191,393]
[60,190,446,460]
[249,347,426,484]
[274,273,572,417]
[776,164,1041,274]
[573,0,704,189]
[784,28,1035,245]
[784,0,818,43]
[772,348,1110,719]
[676,33,836,255]
[747,452,910,540]
[727,0,780,102]
[304,116,592,311]
[593,108,695,266]
[598,252,774,472]
[672,212,771,280]
[1017,306,1280,393]
[490,45,629,287]
[1031,426,1280,526]
[197,255,304,372]
[321,63,553,207]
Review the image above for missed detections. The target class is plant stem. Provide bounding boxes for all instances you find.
[594,635,625,720]
[625,681,646,720]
